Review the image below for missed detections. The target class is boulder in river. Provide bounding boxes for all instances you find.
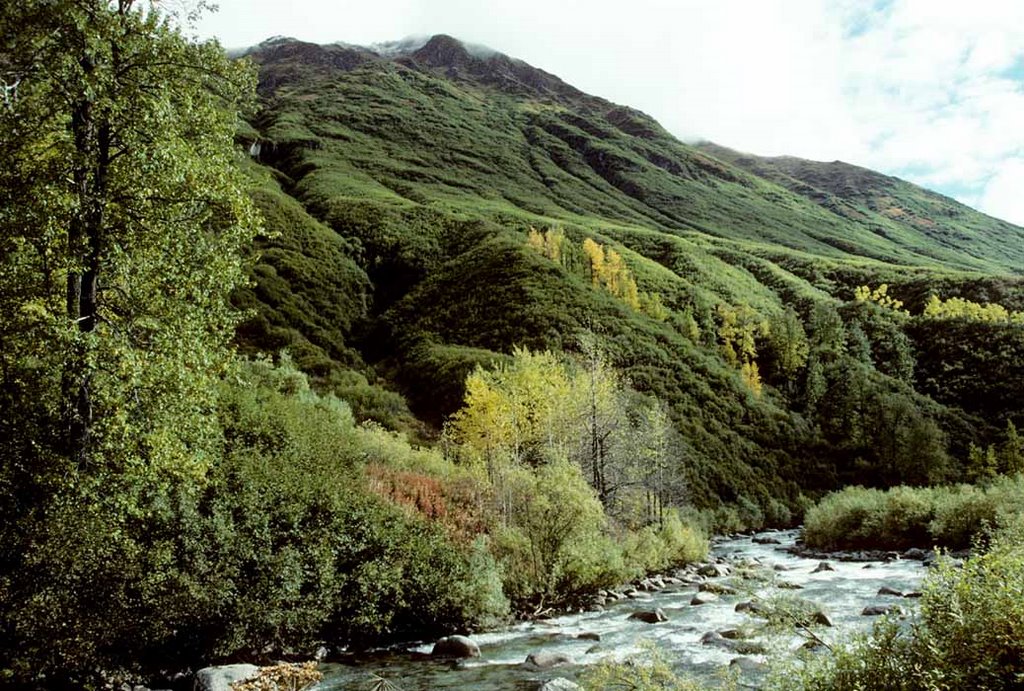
[812,561,835,573]
[628,608,668,623]
[735,601,765,615]
[524,651,574,670]
[812,611,833,627]
[903,547,930,561]
[777,580,803,590]
[878,586,904,597]
[691,592,719,605]
[576,631,601,641]
[537,679,582,691]
[730,656,768,674]
[753,536,781,545]
[862,604,903,617]
[733,640,768,655]
[697,563,731,578]
[431,635,481,658]
[699,581,737,595]
[700,631,731,649]
[194,665,259,691]
[700,632,766,654]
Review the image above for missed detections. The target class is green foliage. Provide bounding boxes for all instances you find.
[490,460,629,609]
[582,644,737,690]
[232,34,1024,529]
[13,21,1024,687]
[0,358,510,685]
[621,510,709,574]
[923,293,1024,324]
[803,476,1024,551]
[704,143,1024,274]
[445,348,706,610]
[854,284,908,313]
[0,0,259,481]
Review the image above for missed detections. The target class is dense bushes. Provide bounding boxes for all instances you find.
[0,353,713,686]
[0,360,510,687]
[803,476,1024,550]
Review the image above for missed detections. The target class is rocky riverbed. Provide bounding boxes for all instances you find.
[294,528,928,690]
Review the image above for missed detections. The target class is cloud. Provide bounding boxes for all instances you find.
[978,158,1024,225]
[194,0,1024,226]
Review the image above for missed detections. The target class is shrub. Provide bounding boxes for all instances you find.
[490,460,629,610]
[802,486,887,550]
[803,478,1024,551]
[582,644,735,690]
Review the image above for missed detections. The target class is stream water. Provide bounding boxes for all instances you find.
[317,529,926,690]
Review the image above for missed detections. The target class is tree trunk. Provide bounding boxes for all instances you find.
[64,75,110,464]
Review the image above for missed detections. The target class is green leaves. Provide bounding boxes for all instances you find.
[0,0,260,482]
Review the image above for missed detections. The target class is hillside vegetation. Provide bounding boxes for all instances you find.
[238,34,1024,517]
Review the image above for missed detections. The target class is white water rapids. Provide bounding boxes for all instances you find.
[317,529,927,690]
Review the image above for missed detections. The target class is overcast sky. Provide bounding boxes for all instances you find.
[196,0,1024,226]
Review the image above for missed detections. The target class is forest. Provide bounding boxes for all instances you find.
[1,3,1023,690]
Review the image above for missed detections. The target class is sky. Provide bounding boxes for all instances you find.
[196,0,1024,226]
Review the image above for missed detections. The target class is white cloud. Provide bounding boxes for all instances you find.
[194,0,1024,226]
[979,158,1024,225]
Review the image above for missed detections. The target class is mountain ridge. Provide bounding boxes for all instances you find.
[235,32,1024,513]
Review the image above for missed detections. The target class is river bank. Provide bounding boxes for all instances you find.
[291,528,927,690]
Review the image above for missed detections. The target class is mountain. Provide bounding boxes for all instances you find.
[696,142,1024,274]
[234,34,1024,514]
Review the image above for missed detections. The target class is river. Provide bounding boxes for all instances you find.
[316,529,927,690]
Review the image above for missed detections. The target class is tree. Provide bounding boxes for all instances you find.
[582,237,606,287]
[0,1,258,480]
[526,226,565,264]
[966,443,998,484]
[999,421,1024,476]
[717,304,768,397]
[809,302,846,361]
[854,283,907,314]
[0,1,258,681]
[573,335,626,507]
[766,307,809,393]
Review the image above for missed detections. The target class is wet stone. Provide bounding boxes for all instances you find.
[628,608,668,624]
[537,679,582,691]
[730,657,768,674]
[431,635,481,658]
[699,582,737,595]
[690,592,719,605]
[524,651,574,670]
[862,604,903,616]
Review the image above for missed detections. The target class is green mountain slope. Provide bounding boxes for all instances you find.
[696,142,1024,274]
[235,34,1024,515]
